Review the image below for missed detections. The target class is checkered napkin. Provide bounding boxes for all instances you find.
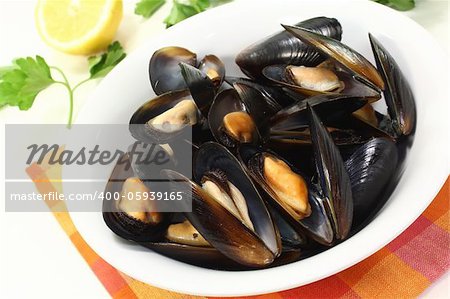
[26,161,449,299]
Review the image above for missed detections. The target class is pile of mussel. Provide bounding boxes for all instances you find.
[103,17,416,270]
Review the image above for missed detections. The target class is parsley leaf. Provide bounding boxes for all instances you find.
[164,0,200,27]
[88,41,127,79]
[135,0,166,18]
[0,42,127,126]
[0,56,55,110]
[373,0,415,11]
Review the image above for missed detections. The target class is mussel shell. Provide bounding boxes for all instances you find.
[345,138,398,226]
[179,62,216,115]
[162,167,280,268]
[263,65,381,102]
[369,34,416,137]
[149,47,197,95]
[208,89,261,148]
[308,105,353,240]
[193,142,281,256]
[238,145,334,245]
[270,94,367,132]
[236,17,343,80]
[129,89,201,144]
[282,25,384,90]
[198,55,226,87]
[102,153,170,242]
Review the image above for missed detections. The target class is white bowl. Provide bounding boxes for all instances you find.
[72,0,449,296]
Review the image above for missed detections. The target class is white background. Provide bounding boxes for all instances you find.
[0,0,448,298]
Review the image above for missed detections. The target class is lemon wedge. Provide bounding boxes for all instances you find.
[36,0,123,55]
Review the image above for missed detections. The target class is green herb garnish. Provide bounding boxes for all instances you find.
[136,0,232,27]
[0,41,126,128]
[135,0,166,18]
[164,0,202,27]
[88,41,127,79]
[373,0,415,11]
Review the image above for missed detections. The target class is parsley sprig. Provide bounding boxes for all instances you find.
[135,0,232,27]
[0,41,126,128]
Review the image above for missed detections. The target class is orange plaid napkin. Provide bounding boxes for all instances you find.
[26,161,449,299]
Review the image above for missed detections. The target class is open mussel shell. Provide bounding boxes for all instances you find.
[208,88,261,148]
[179,62,216,115]
[308,105,353,240]
[197,55,226,87]
[270,94,367,132]
[149,47,197,95]
[369,34,416,137]
[103,153,170,242]
[282,25,384,91]
[238,145,334,245]
[193,143,281,259]
[162,163,281,267]
[345,138,398,227]
[129,89,202,144]
[263,65,381,102]
[236,17,342,80]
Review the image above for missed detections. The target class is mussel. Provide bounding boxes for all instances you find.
[282,24,384,91]
[129,90,203,144]
[198,55,226,87]
[263,64,381,101]
[208,89,261,148]
[162,142,281,267]
[345,138,398,227]
[103,153,170,242]
[369,34,416,137]
[240,105,353,245]
[149,47,197,95]
[236,17,343,79]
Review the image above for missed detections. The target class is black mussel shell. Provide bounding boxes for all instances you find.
[208,89,261,148]
[198,55,226,87]
[238,145,334,245]
[283,25,384,91]
[308,105,353,240]
[103,153,170,242]
[162,169,280,267]
[236,17,342,80]
[193,142,281,256]
[129,90,201,144]
[369,34,416,137]
[179,62,216,115]
[271,94,367,132]
[345,138,398,226]
[263,65,381,102]
[149,46,197,95]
